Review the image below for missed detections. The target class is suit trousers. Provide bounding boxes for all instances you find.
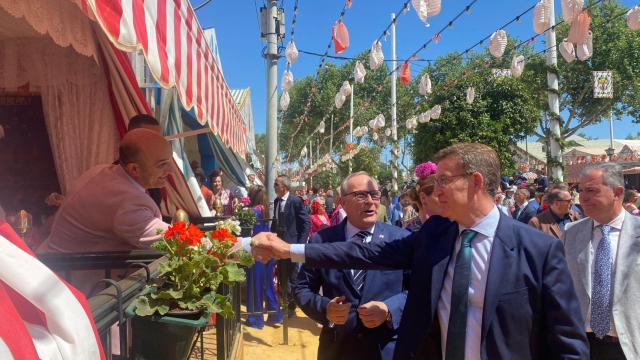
[277,259,299,312]
[587,333,626,360]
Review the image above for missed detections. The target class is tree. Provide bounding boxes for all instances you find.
[278,51,415,180]
[577,132,598,140]
[411,51,540,174]
[253,133,266,165]
[534,2,640,152]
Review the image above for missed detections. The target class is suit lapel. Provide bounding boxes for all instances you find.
[481,214,516,341]
[549,223,562,239]
[614,214,640,303]
[575,219,593,298]
[430,225,458,318]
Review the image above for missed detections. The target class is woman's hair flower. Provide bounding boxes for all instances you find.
[415,161,438,179]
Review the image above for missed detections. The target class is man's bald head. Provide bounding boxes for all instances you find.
[119,129,173,189]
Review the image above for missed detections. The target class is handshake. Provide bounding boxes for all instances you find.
[250,232,292,263]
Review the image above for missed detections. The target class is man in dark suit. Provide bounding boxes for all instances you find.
[253,143,588,359]
[295,172,409,360]
[272,174,311,316]
[512,188,538,224]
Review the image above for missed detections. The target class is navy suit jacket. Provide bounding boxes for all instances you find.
[270,194,310,244]
[513,201,538,225]
[303,214,588,360]
[295,220,410,360]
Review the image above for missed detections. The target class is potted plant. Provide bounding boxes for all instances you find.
[235,197,257,237]
[126,219,253,360]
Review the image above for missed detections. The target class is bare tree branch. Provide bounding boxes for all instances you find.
[563,85,591,132]
[565,104,609,137]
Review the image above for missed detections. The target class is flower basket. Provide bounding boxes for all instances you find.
[127,219,253,359]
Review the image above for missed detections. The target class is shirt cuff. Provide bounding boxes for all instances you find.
[290,244,306,263]
[240,237,252,253]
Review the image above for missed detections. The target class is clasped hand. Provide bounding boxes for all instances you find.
[250,232,291,263]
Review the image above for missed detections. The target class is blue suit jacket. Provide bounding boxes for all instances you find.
[303,214,588,360]
[270,194,310,244]
[514,201,538,224]
[295,221,410,360]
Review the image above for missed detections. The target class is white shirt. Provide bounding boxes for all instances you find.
[345,221,375,276]
[437,206,500,360]
[585,209,626,336]
[276,191,290,217]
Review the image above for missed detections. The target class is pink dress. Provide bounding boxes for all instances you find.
[309,213,330,236]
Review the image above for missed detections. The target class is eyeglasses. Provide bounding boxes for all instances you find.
[344,190,382,201]
[434,173,469,187]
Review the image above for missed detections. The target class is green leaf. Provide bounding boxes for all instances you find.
[151,289,184,300]
[221,263,245,283]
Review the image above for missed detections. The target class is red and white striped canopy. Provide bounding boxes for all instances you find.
[81,0,247,157]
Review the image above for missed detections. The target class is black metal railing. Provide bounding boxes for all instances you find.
[216,283,242,360]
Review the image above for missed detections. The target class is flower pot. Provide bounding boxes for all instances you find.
[126,301,209,360]
[240,226,253,237]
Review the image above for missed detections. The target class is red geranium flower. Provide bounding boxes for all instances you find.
[209,228,237,244]
[165,221,187,240]
[184,224,204,246]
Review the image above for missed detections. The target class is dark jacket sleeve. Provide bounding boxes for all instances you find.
[294,234,331,326]
[294,197,311,244]
[541,239,589,359]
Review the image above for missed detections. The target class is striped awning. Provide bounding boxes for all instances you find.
[80,0,246,157]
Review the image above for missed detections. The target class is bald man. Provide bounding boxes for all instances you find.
[38,129,172,255]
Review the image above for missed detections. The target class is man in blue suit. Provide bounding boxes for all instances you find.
[271,174,311,316]
[252,143,588,359]
[295,172,409,360]
[512,188,538,224]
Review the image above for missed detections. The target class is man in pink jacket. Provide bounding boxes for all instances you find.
[37,129,172,292]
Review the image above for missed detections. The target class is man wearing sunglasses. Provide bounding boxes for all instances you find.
[294,172,410,360]
[250,143,587,359]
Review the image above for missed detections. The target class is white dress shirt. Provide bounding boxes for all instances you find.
[275,191,290,219]
[585,209,626,336]
[437,206,500,360]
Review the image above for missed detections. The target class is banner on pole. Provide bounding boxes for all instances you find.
[593,71,613,98]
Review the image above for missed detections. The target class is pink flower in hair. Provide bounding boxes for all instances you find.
[415,161,438,179]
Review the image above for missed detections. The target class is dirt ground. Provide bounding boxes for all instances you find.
[242,308,321,360]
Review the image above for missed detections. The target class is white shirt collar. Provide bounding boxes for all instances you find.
[458,205,501,239]
[345,220,375,242]
[593,208,626,231]
[518,199,529,208]
[280,191,290,203]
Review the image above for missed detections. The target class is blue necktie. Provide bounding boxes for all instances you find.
[445,229,477,360]
[351,231,371,294]
[591,224,612,338]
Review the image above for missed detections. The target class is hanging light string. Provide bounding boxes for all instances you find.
[396,0,631,134]
[285,0,415,164]
[298,0,480,161]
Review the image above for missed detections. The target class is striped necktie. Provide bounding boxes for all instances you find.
[351,230,371,294]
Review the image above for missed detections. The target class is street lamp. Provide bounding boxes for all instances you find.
[605,147,615,161]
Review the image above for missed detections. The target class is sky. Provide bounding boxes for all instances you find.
[198,0,639,141]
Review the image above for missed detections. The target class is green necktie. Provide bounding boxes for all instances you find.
[445,229,478,360]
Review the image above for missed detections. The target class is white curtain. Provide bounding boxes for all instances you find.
[0,37,119,193]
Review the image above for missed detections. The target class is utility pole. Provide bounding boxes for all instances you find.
[349,82,354,173]
[330,115,334,187]
[546,0,563,181]
[390,13,399,194]
[262,0,280,215]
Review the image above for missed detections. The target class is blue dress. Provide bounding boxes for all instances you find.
[245,209,282,328]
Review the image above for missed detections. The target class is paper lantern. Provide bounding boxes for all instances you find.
[418,111,431,123]
[405,117,418,129]
[559,39,576,63]
[318,120,326,134]
[419,74,432,95]
[372,132,379,141]
[281,70,294,90]
[369,40,384,70]
[301,146,307,157]
[511,55,525,77]
[627,6,640,30]
[335,92,346,109]
[369,114,385,130]
[400,62,411,86]
[354,61,366,84]
[576,31,593,61]
[567,10,590,44]
[466,87,475,104]
[561,0,583,24]
[430,105,441,119]
[340,81,352,97]
[385,128,392,136]
[280,90,290,111]
[428,0,442,16]
[489,30,508,58]
[285,41,299,64]
[332,21,350,54]
[412,0,429,23]
[533,0,551,34]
